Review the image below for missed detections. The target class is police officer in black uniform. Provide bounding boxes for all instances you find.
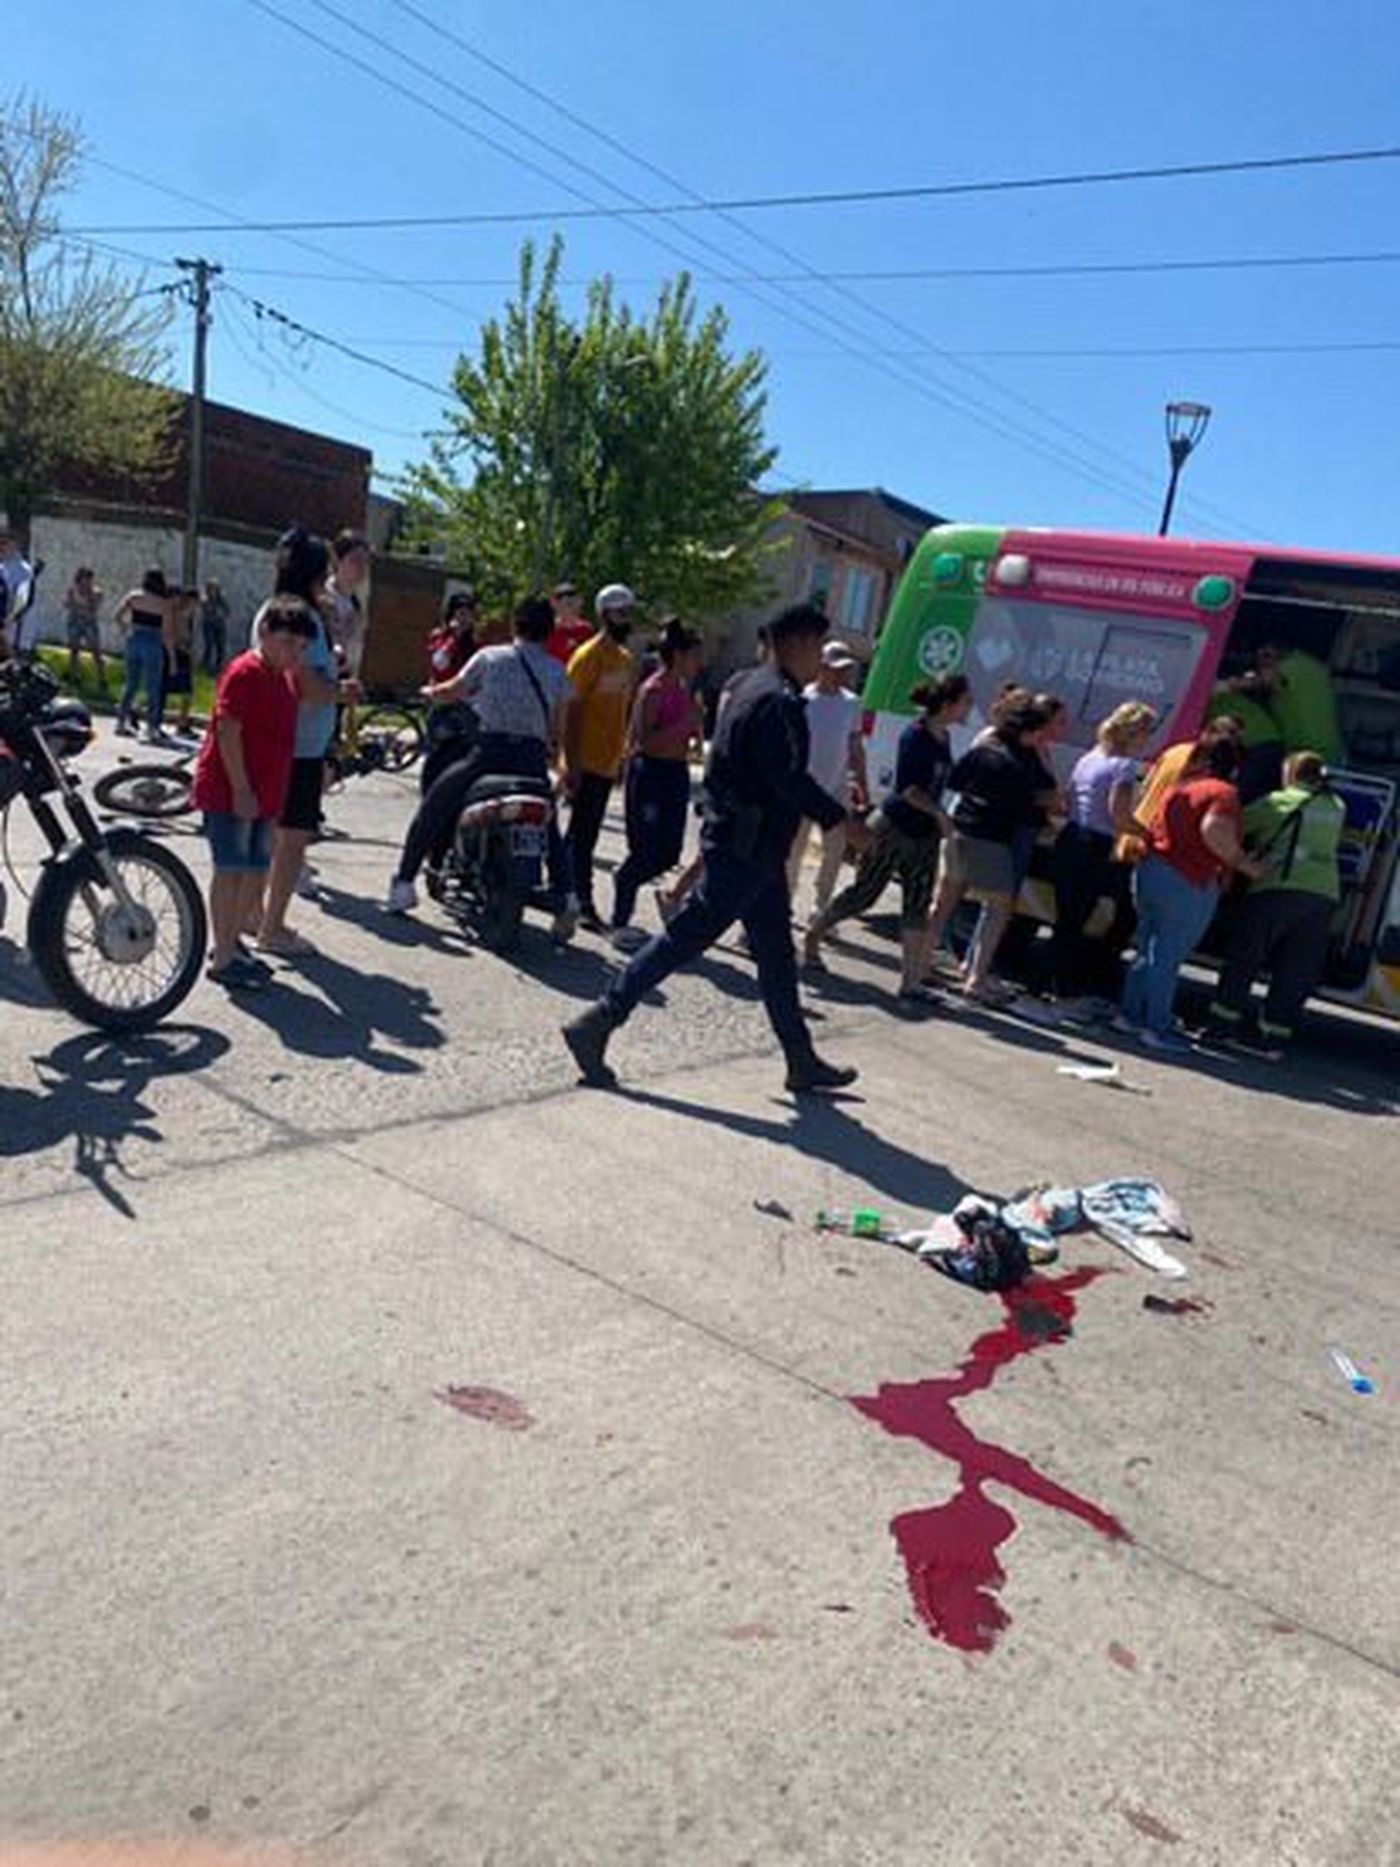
[563,602,871,1093]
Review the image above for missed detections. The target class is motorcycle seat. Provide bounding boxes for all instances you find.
[464,773,552,804]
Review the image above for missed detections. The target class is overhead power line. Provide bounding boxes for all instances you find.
[67,141,1400,235]
[190,247,1400,286]
[367,0,1264,533]
[233,0,1181,520]
[220,282,449,398]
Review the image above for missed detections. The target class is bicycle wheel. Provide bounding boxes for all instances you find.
[93,761,195,819]
[27,828,207,1032]
[357,704,423,772]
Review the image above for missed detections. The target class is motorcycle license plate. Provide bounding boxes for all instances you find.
[509,825,545,857]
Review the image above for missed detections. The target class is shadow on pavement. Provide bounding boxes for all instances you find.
[617,1083,975,1212]
[0,1025,231,1218]
[313,882,475,955]
[227,952,444,1073]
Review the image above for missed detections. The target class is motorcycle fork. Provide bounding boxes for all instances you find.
[33,734,145,920]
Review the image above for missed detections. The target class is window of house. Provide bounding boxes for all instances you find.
[808,559,833,611]
[839,563,878,636]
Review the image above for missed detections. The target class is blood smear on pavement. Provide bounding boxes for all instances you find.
[434,1385,536,1431]
[849,1268,1128,1653]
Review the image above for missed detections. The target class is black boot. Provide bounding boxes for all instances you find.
[563,1002,620,1088]
[784,1051,859,1095]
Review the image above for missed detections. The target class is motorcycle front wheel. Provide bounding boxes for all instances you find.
[28,827,208,1032]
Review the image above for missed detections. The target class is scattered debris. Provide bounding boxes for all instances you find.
[818,1175,1194,1288]
[1107,1641,1138,1672]
[753,1198,794,1222]
[1056,1060,1149,1094]
[1121,1806,1183,1845]
[1142,1294,1212,1318]
[821,1602,855,1614]
[1328,1348,1376,1395]
[434,1385,536,1430]
[723,1622,779,1641]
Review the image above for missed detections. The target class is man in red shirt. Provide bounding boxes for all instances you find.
[546,581,592,667]
[193,596,316,989]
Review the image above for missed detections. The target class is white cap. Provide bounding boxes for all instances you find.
[821,639,856,669]
[595,582,638,614]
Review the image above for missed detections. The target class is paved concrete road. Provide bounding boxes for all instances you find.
[2,740,1398,1866]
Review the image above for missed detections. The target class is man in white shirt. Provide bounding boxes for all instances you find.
[325,528,370,675]
[787,639,867,919]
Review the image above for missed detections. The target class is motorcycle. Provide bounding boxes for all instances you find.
[0,655,208,1032]
[436,768,558,953]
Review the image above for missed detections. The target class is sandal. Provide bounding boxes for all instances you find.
[256,928,318,957]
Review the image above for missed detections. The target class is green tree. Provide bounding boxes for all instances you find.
[400,237,784,617]
[0,93,175,546]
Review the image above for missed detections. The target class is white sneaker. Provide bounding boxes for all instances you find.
[385,877,418,915]
[610,925,649,953]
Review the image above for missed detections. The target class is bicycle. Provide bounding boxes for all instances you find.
[329,694,425,780]
[92,744,197,819]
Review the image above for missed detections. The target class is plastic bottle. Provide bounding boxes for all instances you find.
[814,1206,887,1238]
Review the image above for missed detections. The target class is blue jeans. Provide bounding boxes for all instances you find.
[603,841,811,1063]
[1121,855,1219,1034]
[120,627,165,729]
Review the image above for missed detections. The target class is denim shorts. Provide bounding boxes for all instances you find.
[204,812,274,872]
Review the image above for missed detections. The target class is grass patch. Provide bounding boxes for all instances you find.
[34,645,217,718]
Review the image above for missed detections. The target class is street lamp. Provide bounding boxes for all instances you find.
[1157,400,1211,537]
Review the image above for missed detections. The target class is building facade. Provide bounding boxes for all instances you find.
[26,397,371,650]
[708,487,945,678]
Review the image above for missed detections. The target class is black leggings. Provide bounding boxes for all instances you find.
[397,734,545,882]
[566,771,614,912]
[612,757,691,927]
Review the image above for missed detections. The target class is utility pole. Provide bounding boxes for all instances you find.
[176,257,222,590]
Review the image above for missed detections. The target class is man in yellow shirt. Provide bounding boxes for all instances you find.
[565,583,639,927]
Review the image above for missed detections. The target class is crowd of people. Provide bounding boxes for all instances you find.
[6,505,1345,1075]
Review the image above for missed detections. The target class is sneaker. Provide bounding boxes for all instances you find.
[562,1003,619,1088]
[578,906,606,935]
[1111,1013,1142,1036]
[786,1054,859,1095]
[610,925,649,954]
[423,866,445,903]
[114,718,136,739]
[551,899,579,947]
[144,726,172,746]
[385,877,418,915]
[1139,1027,1195,1057]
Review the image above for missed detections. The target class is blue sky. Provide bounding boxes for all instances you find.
[15,0,1400,551]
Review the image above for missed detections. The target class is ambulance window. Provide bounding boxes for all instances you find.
[967,597,1204,747]
[1079,624,1205,740]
